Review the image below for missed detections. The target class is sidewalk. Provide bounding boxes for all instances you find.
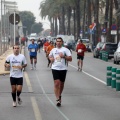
[0,47,13,75]
[0,46,24,75]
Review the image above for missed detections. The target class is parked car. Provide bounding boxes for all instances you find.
[113,47,120,64]
[100,42,118,59]
[64,39,76,51]
[93,42,104,58]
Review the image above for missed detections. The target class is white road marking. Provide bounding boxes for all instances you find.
[24,72,42,120]
[35,72,70,120]
[24,72,33,92]
[69,64,106,85]
[31,97,42,120]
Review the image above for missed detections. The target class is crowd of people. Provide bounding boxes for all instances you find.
[5,37,86,107]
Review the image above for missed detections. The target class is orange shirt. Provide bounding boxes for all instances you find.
[46,45,54,54]
[76,43,86,56]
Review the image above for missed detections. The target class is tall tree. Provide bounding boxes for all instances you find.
[19,11,35,34]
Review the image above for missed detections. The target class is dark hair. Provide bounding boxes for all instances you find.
[50,41,53,44]
[80,40,83,43]
[56,37,63,42]
[13,45,19,49]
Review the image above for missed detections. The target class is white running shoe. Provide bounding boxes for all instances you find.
[13,101,17,107]
[31,67,33,70]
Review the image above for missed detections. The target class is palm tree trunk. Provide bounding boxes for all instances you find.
[82,0,86,38]
[73,7,76,39]
[55,16,58,36]
[95,0,99,46]
[76,0,81,39]
[67,6,71,35]
[61,6,65,35]
[108,0,113,42]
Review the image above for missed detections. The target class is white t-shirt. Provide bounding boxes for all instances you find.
[49,47,71,70]
[6,54,27,78]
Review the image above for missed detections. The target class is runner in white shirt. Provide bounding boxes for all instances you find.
[49,37,72,107]
[5,45,27,107]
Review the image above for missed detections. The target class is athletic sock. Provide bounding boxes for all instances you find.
[17,91,21,97]
[11,92,16,101]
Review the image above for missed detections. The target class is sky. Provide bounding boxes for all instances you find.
[6,0,50,30]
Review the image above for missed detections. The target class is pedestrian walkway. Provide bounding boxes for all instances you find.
[0,47,13,75]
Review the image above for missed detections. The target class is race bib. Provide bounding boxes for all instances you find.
[12,66,19,71]
[38,42,40,44]
[78,49,82,53]
[31,49,35,52]
[56,56,61,62]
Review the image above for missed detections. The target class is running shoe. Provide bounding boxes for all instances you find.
[31,67,33,70]
[56,99,61,107]
[17,97,22,105]
[13,101,17,107]
[77,67,80,71]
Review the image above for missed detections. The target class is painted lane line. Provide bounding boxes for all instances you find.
[24,72,33,92]
[24,72,42,120]
[35,72,70,120]
[69,64,106,85]
[31,97,42,120]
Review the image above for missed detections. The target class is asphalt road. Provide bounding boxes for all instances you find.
[1,42,120,120]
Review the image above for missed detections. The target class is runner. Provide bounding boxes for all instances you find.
[5,45,27,107]
[46,41,55,67]
[76,39,86,71]
[37,38,42,53]
[49,37,72,107]
[28,39,38,70]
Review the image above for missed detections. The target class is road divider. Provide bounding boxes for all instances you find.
[107,66,120,91]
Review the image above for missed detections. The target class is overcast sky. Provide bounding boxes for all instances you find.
[7,0,50,30]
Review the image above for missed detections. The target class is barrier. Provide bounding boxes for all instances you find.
[106,66,112,86]
[111,68,117,88]
[116,69,120,91]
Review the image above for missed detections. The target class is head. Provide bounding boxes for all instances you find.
[31,39,35,44]
[78,39,83,44]
[13,45,20,55]
[56,37,63,48]
[50,41,54,45]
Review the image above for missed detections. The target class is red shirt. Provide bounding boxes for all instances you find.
[76,43,86,56]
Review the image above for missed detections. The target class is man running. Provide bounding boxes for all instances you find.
[49,37,72,107]
[28,39,38,70]
[46,41,54,67]
[5,45,27,107]
[76,39,86,71]
[37,38,42,53]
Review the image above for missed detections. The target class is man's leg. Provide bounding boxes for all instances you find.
[77,59,80,71]
[11,85,17,107]
[30,57,33,69]
[34,57,37,69]
[17,85,22,105]
[54,80,61,100]
[80,60,83,70]
[10,77,17,107]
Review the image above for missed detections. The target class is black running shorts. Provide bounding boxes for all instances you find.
[10,77,23,85]
[52,69,67,82]
[77,54,84,60]
[30,56,37,59]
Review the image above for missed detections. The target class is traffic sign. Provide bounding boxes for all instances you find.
[111,24,117,30]
[102,28,107,33]
[9,13,20,25]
